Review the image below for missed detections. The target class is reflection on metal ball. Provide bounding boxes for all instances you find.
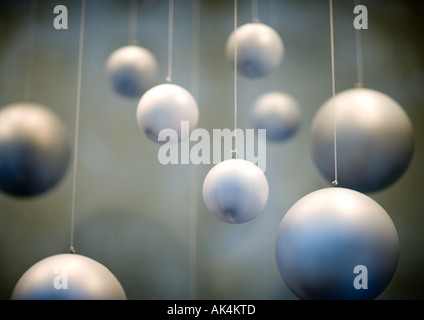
[0,103,70,197]
[11,253,127,300]
[275,187,399,300]
[310,88,414,193]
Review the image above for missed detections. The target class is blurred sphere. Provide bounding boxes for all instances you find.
[225,22,284,78]
[310,88,414,193]
[275,187,399,300]
[0,103,70,197]
[252,92,301,142]
[105,45,158,98]
[136,83,199,143]
[11,253,127,300]
[203,159,269,224]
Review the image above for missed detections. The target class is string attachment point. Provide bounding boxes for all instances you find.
[69,246,76,254]
[332,180,339,187]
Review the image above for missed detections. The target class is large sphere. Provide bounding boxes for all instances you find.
[0,103,70,197]
[202,159,269,224]
[310,88,414,193]
[275,187,399,300]
[252,92,301,142]
[105,45,158,98]
[136,83,199,143]
[225,22,284,78]
[11,253,127,300]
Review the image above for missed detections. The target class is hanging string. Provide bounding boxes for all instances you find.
[354,0,363,88]
[129,0,138,45]
[329,0,338,187]
[166,0,174,82]
[70,0,86,253]
[23,0,37,102]
[232,0,238,159]
[251,0,259,23]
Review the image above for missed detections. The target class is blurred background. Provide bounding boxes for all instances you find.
[0,0,423,300]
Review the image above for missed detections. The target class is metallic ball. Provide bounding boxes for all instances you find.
[310,88,414,193]
[0,103,70,197]
[11,253,127,300]
[202,159,269,224]
[251,92,301,142]
[136,83,199,143]
[106,45,158,98]
[225,22,284,78]
[275,187,399,300]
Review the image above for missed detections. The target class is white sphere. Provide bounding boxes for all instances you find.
[106,45,158,98]
[0,102,70,197]
[275,187,399,300]
[225,22,284,78]
[202,159,269,224]
[310,88,414,193]
[136,83,199,143]
[252,92,301,142]
[11,253,127,300]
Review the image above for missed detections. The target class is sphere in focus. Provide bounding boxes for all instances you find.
[0,103,70,197]
[252,92,301,142]
[136,83,199,143]
[11,253,127,300]
[106,45,158,98]
[275,187,399,300]
[202,159,269,224]
[225,22,284,78]
[310,88,414,193]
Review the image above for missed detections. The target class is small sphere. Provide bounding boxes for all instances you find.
[252,92,301,142]
[11,253,127,300]
[202,159,269,224]
[225,22,284,78]
[0,102,70,197]
[105,45,158,98]
[275,187,399,300]
[310,88,414,193]
[136,83,199,143]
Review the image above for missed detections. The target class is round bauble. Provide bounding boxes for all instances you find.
[106,45,158,98]
[275,187,399,300]
[203,159,269,224]
[252,92,301,142]
[225,22,284,78]
[0,102,70,197]
[136,83,199,143]
[310,88,414,193]
[11,253,127,300]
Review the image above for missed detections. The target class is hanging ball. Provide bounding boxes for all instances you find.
[225,22,284,78]
[202,159,269,224]
[0,103,70,197]
[275,187,399,300]
[105,45,158,98]
[310,88,414,193]
[11,253,127,300]
[252,92,301,142]
[136,83,199,143]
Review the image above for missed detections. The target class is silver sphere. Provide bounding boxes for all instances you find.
[202,159,269,224]
[252,92,301,142]
[275,187,399,300]
[11,253,127,300]
[106,45,158,98]
[136,83,199,143]
[310,88,414,193]
[0,103,70,197]
[225,22,284,78]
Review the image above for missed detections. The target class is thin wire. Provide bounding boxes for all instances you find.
[166,0,174,82]
[23,0,37,102]
[354,0,363,88]
[232,0,238,159]
[329,0,338,187]
[70,0,86,253]
[129,0,138,45]
[251,0,259,22]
